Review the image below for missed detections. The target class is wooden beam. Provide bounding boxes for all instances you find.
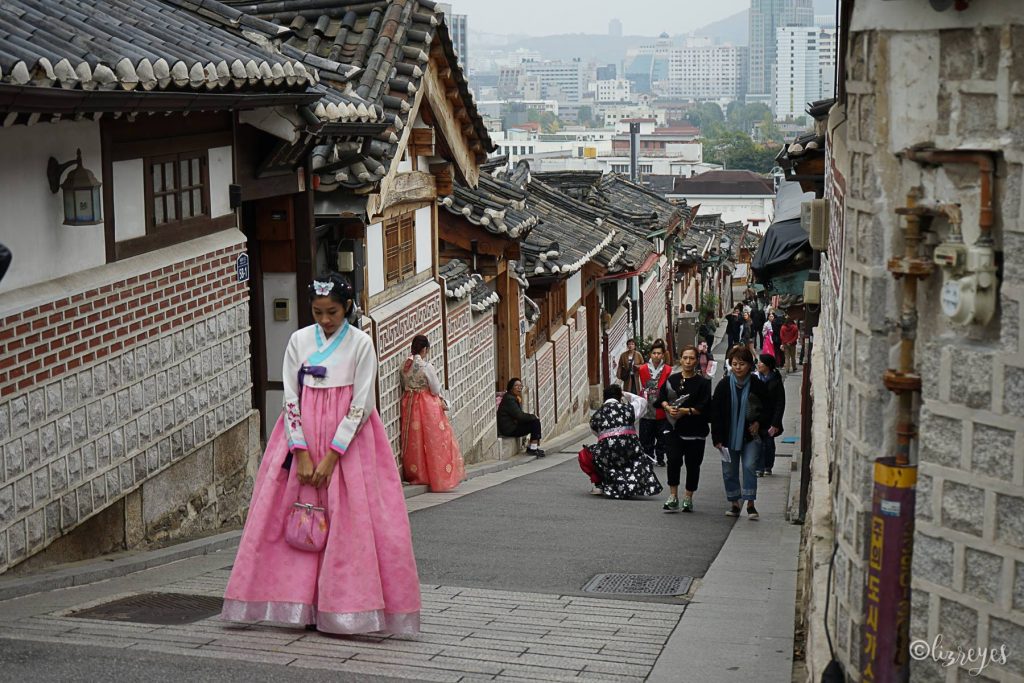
[378,171,436,212]
[495,264,521,391]
[438,211,510,257]
[421,57,479,188]
[409,126,435,158]
[429,161,452,196]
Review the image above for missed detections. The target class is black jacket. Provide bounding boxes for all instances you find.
[710,374,771,447]
[725,313,740,337]
[751,308,766,331]
[496,392,537,436]
[658,372,711,438]
[0,243,10,284]
[758,370,785,434]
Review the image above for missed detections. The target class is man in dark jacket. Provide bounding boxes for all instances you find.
[0,243,10,285]
[724,306,742,348]
[751,304,766,348]
[497,378,544,456]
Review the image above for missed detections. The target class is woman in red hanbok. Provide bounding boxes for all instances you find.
[400,335,464,492]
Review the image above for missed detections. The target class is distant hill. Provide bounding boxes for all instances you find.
[502,34,654,64]
[692,0,838,46]
[692,10,748,46]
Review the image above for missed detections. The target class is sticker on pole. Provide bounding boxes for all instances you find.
[880,499,901,517]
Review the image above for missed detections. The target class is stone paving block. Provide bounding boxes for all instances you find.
[598,641,664,656]
[451,638,529,654]
[271,643,358,661]
[0,631,136,650]
[582,659,651,676]
[138,642,297,666]
[290,657,461,681]
[525,644,654,665]
[417,623,476,638]
[425,655,506,675]
[564,596,685,613]
[494,663,587,682]
[575,672,646,683]
[510,651,591,670]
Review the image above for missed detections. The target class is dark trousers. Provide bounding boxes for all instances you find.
[759,435,777,472]
[639,418,666,463]
[507,418,542,441]
[665,436,706,492]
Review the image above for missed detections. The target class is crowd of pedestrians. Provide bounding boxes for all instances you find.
[580,298,797,518]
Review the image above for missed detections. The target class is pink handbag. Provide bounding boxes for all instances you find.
[285,486,329,553]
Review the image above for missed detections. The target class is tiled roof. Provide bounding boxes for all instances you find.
[671,170,775,197]
[439,173,539,240]
[438,259,499,312]
[0,0,317,92]
[593,174,687,237]
[221,0,492,192]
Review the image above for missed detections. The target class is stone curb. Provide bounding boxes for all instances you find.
[0,423,592,602]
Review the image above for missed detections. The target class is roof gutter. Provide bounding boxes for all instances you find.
[597,251,659,281]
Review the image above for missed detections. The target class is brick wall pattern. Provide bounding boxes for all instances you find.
[534,340,555,438]
[552,325,571,422]
[0,245,251,571]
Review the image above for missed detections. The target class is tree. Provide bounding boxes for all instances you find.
[702,128,779,173]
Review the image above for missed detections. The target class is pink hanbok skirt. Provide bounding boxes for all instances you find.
[221,385,421,635]
[400,389,464,492]
[762,329,775,357]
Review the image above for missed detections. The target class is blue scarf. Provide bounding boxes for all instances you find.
[728,373,751,451]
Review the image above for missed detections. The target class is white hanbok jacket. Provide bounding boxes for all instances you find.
[282,321,376,456]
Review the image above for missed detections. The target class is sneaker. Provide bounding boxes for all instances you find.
[662,496,680,512]
[590,486,604,495]
[528,448,545,457]
[747,505,759,520]
[756,470,764,477]
[681,498,694,512]
[765,469,773,476]
[725,504,741,517]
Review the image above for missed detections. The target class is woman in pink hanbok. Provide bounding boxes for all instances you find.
[761,316,776,359]
[221,274,421,635]
[400,335,464,492]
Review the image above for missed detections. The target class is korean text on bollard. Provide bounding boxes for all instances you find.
[860,457,916,683]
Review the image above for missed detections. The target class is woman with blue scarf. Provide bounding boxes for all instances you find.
[710,345,770,519]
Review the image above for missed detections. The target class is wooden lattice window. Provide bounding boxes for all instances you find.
[146,152,209,231]
[384,213,416,285]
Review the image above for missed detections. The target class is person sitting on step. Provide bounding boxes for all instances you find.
[496,378,545,456]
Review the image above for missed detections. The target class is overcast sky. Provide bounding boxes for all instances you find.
[449,0,752,36]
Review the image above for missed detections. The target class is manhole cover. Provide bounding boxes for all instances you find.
[582,573,692,596]
[69,592,224,625]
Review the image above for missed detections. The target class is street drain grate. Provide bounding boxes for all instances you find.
[69,592,224,625]
[582,574,693,596]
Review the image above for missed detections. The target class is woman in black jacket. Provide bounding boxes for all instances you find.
[496,378,544,456]
[711,345,770,519]
[658,346,712,513]
[755,354,785,476]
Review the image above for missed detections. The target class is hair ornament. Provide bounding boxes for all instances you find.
[312,280,334,297]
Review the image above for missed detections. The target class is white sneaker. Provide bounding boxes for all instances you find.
[590,486,604,495]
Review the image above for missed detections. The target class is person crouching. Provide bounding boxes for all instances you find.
[580,385,663,499]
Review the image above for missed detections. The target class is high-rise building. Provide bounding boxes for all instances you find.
[436,3,468,71]
[521,59,587,103]
[667,45,749,101]
[774,26,836,120]
[596,64,617,81]
[609,18,623,37]
[623,33,674,95]
[748,0,814,101]
[595,79,632,103]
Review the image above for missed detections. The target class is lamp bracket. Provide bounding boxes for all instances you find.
[47,149,83,194]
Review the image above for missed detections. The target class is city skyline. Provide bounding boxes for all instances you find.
[450,0,752,36]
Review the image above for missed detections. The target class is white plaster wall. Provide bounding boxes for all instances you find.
[262,273,297,384]
[566,271,582,309]
[113,159,146,241]
[415,205,432,274]
[208,145,233,218]
[0,120,105,293]
[397,159,413,173]
[367,221,384,295]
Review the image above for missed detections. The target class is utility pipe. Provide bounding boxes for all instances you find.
[902,149,995,243]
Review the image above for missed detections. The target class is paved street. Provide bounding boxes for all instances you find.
[0,368,803,682]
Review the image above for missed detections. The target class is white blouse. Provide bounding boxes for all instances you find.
[597,392,648,431]
[282,321,377,456]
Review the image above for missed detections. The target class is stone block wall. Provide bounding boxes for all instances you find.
[817,17,1024,681]
[443,298,497,465]
[0,236,257,572]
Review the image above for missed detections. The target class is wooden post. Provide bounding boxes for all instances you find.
[293,163,316,328]
[586,285,601,386]
[495,262,521,390]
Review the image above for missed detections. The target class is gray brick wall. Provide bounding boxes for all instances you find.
[0,305,252,571]
[815,21,1024,682]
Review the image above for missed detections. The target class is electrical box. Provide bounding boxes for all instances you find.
[273,298,290,322]
[801,199,829,250]
[803,280,821,305]
[337,251,355,272]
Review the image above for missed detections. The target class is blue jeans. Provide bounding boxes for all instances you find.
[759,435,776,472]
[722,439,761,502]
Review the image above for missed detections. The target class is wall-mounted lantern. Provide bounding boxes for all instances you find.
[47,148,103,226]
